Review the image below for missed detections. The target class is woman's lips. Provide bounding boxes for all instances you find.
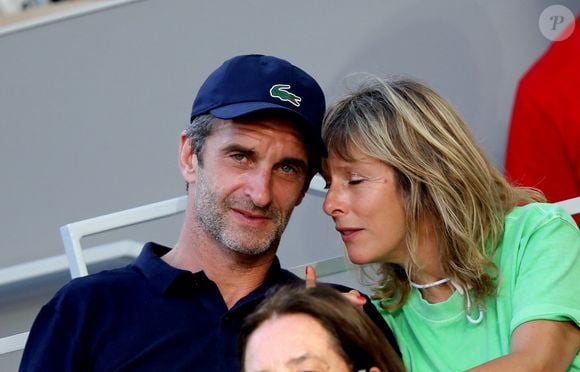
[336,227,363,242]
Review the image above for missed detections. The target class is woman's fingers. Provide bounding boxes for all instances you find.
[305,265,317,288]
[305,266,367,309]
[343,289,367,308]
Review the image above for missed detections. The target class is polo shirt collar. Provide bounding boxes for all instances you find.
[132,242,300,296]
[131,242,193,294]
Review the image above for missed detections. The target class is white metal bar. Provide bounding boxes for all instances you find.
[59,196,187,278]
[60,224,87,278]
[0,241,142,287]
[289,255,348,278]
[57,179,327,280]
[58,183,328,280]
[306,174,326,197]
[0,0,144,37]
[61,196,187,239]
[0,332,29,355]
[556,196,580,215]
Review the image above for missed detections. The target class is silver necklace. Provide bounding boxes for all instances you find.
[409,277,450,288]
[409,278,484,324]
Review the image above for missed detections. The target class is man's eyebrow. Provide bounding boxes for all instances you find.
[220,143,255,155]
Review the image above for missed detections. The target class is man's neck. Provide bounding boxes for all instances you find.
[163,221,276,309]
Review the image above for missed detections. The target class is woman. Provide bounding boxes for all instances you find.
[321,77,580,370]
[239,285,405,372]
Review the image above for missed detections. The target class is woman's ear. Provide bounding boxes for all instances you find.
[179,131,197,184]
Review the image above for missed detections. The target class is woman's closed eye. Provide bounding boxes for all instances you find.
[322,176,366,189]
[348,177,365,185]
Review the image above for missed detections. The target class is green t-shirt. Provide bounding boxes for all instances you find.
[376,203,580,371]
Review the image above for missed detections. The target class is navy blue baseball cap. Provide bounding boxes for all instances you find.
[190,54,326,159]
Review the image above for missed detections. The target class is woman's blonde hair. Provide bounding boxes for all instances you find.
[322,77,544,311]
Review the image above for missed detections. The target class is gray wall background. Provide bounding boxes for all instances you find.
[1,0,578,369]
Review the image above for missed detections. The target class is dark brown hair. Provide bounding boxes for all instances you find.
[238,285,404,372]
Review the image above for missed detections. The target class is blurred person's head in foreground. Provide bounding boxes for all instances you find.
[239,284,404,372]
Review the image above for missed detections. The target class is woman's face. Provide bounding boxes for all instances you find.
[322,147,408,266]
[243,313,350,372]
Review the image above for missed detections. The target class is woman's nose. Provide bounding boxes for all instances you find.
[322,184,345,217]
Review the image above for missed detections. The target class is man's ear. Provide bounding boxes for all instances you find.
[179,131,198,184]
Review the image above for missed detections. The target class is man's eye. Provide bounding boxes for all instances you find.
[349,178,364,185]
[280,164,298,174]
[231,153,247,162]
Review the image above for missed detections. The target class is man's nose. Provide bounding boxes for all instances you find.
[245,168,273,208]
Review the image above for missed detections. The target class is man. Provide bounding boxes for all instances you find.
[20,54,398,371]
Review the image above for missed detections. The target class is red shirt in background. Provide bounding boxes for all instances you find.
[505,17,580,226]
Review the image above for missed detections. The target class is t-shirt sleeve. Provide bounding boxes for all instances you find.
[509,210,580,333]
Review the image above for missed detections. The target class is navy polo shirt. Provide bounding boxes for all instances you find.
[20,242,399,371]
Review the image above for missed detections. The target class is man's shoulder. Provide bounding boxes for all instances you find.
[54,241,167,301]
[50,266,140,307]
[70,264,138,286]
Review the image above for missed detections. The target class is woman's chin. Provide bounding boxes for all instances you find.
[346,253,373,265]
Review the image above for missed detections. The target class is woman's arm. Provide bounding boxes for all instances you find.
[468,319,580,371]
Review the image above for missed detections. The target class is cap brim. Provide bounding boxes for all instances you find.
[210,102,309,124]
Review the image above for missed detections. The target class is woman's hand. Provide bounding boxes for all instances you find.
[305,265,367,307]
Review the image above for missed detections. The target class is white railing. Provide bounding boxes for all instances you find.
[0,240,142,287]
[60,175,327,279]
[0,0,143,37]
[0,332,29,355]
[2,180,577,356]
[556,196,580,216]
[0,175,332,355]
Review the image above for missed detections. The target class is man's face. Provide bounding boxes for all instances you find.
[190,117,309,256]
